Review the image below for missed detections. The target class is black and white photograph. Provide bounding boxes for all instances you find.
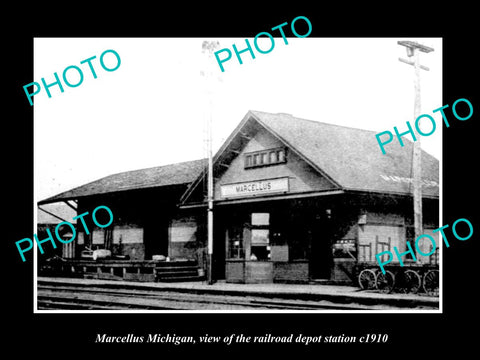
[6,6,479,356]
[33,37,442,313]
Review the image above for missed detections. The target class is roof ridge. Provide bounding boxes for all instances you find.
[249,109,383,135]
[102,158,207,179]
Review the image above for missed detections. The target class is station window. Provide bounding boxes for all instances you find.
[227,225,244,259]
[245,148,287,169]
[269,151,277,163]
[250,213,270,261]
[261,152,268,164]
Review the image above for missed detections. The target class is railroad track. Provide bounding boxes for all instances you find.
[37,283,389,311]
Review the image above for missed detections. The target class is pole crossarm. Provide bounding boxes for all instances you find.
[397,40,434,54]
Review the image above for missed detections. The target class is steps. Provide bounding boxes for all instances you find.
[155,261,205,282]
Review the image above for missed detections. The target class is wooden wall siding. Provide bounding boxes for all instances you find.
[168,216,198,260]
[214,127,337,200]
[364,212,405,226]
[122,243,145,260]
[225,261,274,283]
[332,258,356,282]
[356,211,408,263]
[270,245,289,262]
[77,232,84,245]
[113,226,144,244]
[417,228,439,265]
[245,261,273,283]
[92,229,105,245]
[169,217,197,242]
[273,262,309,283]
[358,225,404,262]
[355,211,439,264]
[169,242,197,260]
[225,261,245,283]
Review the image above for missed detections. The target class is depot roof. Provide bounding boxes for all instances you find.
[39,110,439,205]
[248,110,439,197]
[38,159,207,205]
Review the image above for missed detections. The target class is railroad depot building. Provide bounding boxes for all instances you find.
[38,110,440,284]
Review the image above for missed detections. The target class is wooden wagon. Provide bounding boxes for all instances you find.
[355,237,439,296]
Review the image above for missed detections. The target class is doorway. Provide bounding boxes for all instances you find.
[309,214,333,279]
[144,217,168,260]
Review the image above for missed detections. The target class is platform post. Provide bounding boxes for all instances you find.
[202,40,220,285]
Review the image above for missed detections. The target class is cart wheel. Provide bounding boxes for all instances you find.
[358,269,377,290]
[376,270,395,293]
[423,270,439,296]
[404,270,422,294]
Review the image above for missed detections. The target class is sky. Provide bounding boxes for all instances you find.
[34,37,442,203]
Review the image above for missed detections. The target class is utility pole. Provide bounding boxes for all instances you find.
[201,40,220,285]
[397,40,434,246]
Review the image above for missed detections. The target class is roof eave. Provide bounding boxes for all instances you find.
[38,182,192,206]
[344,188,440,200]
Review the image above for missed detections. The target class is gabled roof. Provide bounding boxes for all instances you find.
[181,110,439,204]
[39,159,207,205]
[41,110,439,206]
[250,110,439,197]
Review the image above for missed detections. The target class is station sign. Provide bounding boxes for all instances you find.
[220,177,289,198]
